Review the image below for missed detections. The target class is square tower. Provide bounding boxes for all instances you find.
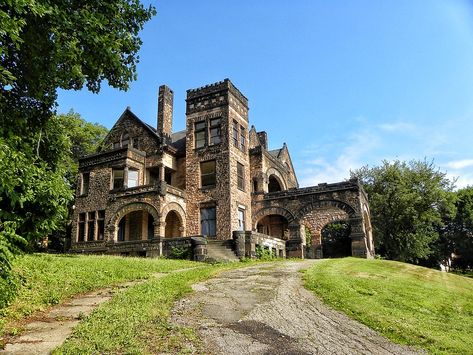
[185,79,252,240]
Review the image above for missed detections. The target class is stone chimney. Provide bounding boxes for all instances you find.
[157,85,173,136]
[257,131,268,150]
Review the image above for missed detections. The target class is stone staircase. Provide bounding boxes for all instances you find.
[206,239,240,262]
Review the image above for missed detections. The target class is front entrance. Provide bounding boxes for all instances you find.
[117,210,155,241]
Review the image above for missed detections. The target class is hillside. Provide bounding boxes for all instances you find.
[303,258,473,354]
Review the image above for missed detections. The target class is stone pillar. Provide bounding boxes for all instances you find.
[123,166,129,189]
[192,237,207,261]
[349,216,371,258]
[286,223,304,258]
[232,231,246,258]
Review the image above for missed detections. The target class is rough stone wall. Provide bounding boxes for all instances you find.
[300,206,349,248]
[157,85,173,137]
[101,110,159,154]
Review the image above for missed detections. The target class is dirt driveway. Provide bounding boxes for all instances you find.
[172,260,421,355]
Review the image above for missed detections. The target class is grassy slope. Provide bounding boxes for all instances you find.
[54,267,225,354]
[0,253,199,337]
[303,258,473,354]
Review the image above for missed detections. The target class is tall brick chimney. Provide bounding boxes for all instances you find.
[157,85,173,136]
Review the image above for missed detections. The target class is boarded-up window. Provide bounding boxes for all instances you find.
[128,169,139,188]
[201,207,216,237]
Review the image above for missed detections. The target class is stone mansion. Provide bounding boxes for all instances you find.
[71,79,374,260]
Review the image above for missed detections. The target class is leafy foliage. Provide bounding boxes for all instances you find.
[321,221,351,258]
[352,160,455,263]
[0,0,154,277]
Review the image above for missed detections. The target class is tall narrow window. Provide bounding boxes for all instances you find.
[81,172,90,195]
[240,126,246,151]
[232,120,239,148]
[195,121,206,148]
[78,213,86,242]
[97,210,105,240]
[87,211,95,241]
[128,169,139,188]
[201,160,216,187]
[238,208,245,231]
[112,169,124,189]
[237,162,245,191]
[201,207,216,237]
[209,118,221,145]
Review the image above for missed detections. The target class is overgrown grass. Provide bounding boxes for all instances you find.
[303,258,473,354]
[0,253,199,338]
[53,266,227,354]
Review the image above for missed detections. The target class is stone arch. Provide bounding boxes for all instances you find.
[160,202,186,237]
[109,202,159,241]
[295,200,357,258]
[266,167,287,192]
[253,206,295,229]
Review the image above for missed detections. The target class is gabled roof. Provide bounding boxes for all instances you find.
[268,148,282,159]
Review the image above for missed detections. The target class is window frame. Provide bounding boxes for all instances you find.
[80,172,90,196]
[200,160,216,188]
[128,169,139,188]
[200,206,217,237]
[112,169,124,190]
[240,125,246,151]
[238,208,245,231]
[194,120,207,149]
[78,213,86,242]
[237,162,245,191]
[232,120,239,148]
[209,118,221,145]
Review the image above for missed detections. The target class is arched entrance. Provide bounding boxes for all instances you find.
[117,210,155,241]
[268,175,282,192]
[164,210,182,238]
[321,221,351,258]
[256,214,289,239]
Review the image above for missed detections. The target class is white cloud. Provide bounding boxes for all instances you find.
[445,159,473,170]
[378,121,416,132]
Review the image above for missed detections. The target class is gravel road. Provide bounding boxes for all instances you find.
[172,260,422,355]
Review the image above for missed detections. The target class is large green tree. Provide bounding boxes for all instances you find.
[0,0,155,276]
[352,160,455,263]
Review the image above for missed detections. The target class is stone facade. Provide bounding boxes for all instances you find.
[70,79,375,260]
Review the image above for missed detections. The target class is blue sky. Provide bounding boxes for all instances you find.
[57,0,473,188]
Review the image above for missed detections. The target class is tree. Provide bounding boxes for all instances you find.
[0,1,155,277]
[352,160,455,264]
[446,187,473,271]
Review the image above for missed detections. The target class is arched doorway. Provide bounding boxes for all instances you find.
[268,175,282,192]
[321,221,351,258]
[117,211,155,241]
[256,214,289,239]
[164,210,182,238]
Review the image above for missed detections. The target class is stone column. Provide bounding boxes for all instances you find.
[349,216,370,258]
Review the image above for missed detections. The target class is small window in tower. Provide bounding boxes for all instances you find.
[233,121,239,148]
[112,169,124,189]
[209,118,221,145]
[128,169,139,188]
[81,172,90,195]
[237,162,245,191]
[121,133,130,147]
[240,126,246,151]
[201,160,216,187]
[195,121,206,149]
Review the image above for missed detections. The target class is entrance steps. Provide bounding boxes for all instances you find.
[206,240,240,262]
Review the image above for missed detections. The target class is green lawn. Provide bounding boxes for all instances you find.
[303,258,473,354]
[0,253,200,339]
